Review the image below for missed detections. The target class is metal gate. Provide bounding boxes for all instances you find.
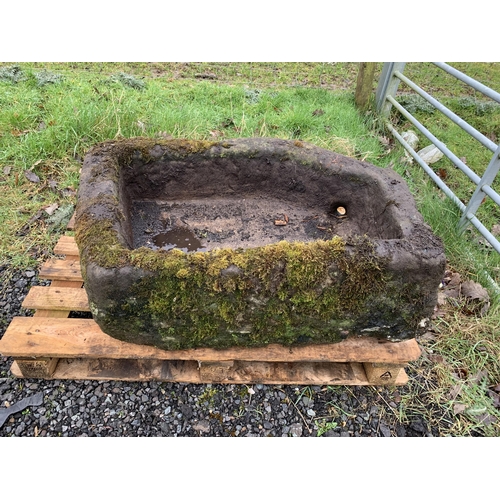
[375,62,500,253]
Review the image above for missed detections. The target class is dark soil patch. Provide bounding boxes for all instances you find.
[131,196,357,252]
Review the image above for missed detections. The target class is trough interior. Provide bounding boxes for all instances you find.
[115,155,403,251]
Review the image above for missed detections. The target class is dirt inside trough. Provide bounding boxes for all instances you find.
[130,195,358,252]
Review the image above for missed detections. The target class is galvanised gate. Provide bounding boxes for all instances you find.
[375,62,500,254]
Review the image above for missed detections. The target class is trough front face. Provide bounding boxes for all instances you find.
[75,137,445,350]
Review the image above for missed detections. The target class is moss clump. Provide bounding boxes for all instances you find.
[91,236,391,350]
[75,216,129,272]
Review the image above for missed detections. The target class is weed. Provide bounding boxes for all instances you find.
[397,94,436,114]
[455,96,500,115]
[109,72,146,90]
[294,386,314,405]
[34,70,64,87]
[198,386,219,408]
[316,419,338,436]
[0,65,26,83]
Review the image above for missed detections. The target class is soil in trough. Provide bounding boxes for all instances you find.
[130,195,357,252]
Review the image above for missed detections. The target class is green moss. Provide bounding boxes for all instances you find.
[75,215,129,272]
[93,236,390,349]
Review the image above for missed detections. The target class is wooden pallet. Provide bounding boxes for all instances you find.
[0,233,421,385]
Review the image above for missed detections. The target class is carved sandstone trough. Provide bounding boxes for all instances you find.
[75,137,445,350]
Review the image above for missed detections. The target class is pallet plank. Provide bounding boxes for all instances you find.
[363,362,404,385]
[16,358,59,378]
[39,258,82,281]
[23,286,90,312]
[0,317,421,363]
[10,358,409,385]
[53,235,79,257]
[67,213,76,230]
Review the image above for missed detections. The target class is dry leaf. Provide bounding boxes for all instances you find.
[437,168,447,180]
[11,128,29,137]
[157,131,173,139]
[43,203,59,216]
[24,170,40,183]
[428,354,445,364]
[453,403,467,415]
[446,272,461,287]
[488,391,500,408]
[469,369,489,385]
[460,280,490,315]
[472,413,497,426]
[449,384,462,399]
[3,166,11,176]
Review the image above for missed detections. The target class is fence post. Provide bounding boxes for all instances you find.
[458,144,500,232]
[375,62,406,118]
[355,62,377,109]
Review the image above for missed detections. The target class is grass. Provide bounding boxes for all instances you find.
[1,61,500,436]
[0,65,385,266]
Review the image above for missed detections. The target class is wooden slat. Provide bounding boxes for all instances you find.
[0,317,421,363]
[39,258,82,281]
[16,358,59,378]
[10,358,409,385]
[67,213,76,230]
[33,281,84,318]
[23,286,90,312]
[363,362,404,385]
[53,235,79,257]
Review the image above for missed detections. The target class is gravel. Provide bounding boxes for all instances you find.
[0,264,440,437]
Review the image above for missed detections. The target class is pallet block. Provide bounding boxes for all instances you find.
[0,233,421,385]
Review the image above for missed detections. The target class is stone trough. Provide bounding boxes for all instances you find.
[75,137,445,351]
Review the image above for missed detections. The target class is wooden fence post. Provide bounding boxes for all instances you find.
[355,62,377,110]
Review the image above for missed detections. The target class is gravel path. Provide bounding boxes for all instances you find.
[0,264,442,437]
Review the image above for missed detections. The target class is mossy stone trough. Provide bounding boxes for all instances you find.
[75,137,445,351]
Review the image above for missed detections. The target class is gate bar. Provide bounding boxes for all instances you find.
[387,123,500,253]
[387,95,481,185]
[459,144,500,230]
[433,62,500,104]
[375,62,406,117]
[394,70,497,152]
